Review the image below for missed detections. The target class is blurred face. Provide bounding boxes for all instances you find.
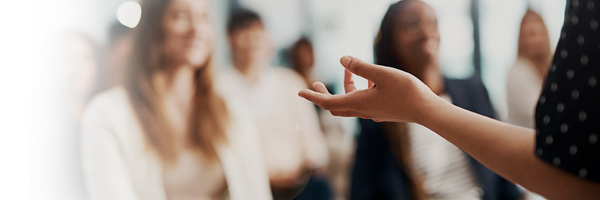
[162,0,214,69]
[64,36,98,98]
[229,21,273,69]
[521,17,547,58]
[392,1,440,71]
[293,43,314,75]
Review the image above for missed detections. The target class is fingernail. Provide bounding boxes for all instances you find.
[340,56,351,66]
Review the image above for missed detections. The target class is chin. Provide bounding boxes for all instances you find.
[416,52,436,61]
[188,61,208,70]
[185,55,210,69]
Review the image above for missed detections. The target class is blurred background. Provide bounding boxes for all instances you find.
[2,0,568,199]
[45,0,567,114]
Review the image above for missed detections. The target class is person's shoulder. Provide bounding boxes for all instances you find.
[273,67,304,81]
[215,67,237,82]
[220,90,259,145]
[273,66,298,75]
[272,66,307,89]
[508,58,536,78]
[82,86,131,125]
[87,86,129,110]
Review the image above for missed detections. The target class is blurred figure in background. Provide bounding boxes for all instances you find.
[218,9,329,200]
[291,37,317,90]
[290,37,355,200]
[105,21,133,88]
[81,0,272,199]
[56,33,103,199]
[506,10,553,130]
[62,34,102,123]
[351,1,522,200]
[506,9,553,200]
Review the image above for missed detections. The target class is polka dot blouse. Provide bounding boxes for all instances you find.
[535,0,600,182]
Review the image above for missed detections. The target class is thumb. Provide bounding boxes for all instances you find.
[340,56,386,83]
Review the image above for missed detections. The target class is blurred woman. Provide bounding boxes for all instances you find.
[57,33,102,199]
[299,0,600,198]
[507,10,553,129]
[350,1,522,200]
[80,0,272,199]
[291,37,317,89]
[290,37,354,200]
[62,34,102,123]
[505,9,553,200]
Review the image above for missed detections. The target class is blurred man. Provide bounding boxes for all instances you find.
[217,9,330,200]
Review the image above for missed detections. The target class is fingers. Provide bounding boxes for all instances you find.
[329,109,363,118]
[340,56,386,83]
[298,89,336,109]
[313,82,331,95]
[344,69,357,94]
[299,89,360,110]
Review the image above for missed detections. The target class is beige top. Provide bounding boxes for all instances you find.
[81,86,272,200]
[162,150,227,200]
[507,58,543,129]
[216,66,328,179]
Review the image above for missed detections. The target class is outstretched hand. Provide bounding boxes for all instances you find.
[298,56,440,123]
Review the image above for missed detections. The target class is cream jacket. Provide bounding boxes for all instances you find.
[81,86,272,200]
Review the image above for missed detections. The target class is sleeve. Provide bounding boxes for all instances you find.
[285,70,330,169]
[534,1,600,183]
[470,77,497,119]
[506,63,539,128]
[81,101,140,200]
[497,177,523,200]
[218,100,273,200]
[350,119,412,200]
[350,119,380,200]
[298,96,330,169]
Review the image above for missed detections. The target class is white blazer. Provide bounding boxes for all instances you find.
[81,86,272,200]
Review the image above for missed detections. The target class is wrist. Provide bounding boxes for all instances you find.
[412,93,450,126]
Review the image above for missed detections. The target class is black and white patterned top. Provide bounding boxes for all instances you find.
[535,0,600,182]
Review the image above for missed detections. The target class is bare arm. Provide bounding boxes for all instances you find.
[420,96,600,200]
[298,56,600,200]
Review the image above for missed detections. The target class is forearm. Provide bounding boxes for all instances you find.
[416,97,600,199]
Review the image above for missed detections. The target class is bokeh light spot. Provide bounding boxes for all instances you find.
[117,2,141,28]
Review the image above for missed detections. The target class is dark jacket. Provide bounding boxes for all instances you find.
[350,78,522,200]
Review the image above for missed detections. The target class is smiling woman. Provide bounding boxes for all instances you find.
[298,0,600,196]
[80,0,272,199]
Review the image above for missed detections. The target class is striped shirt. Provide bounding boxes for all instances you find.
[408,95,482,200]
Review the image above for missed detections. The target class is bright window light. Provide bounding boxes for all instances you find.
[117,1,142,28]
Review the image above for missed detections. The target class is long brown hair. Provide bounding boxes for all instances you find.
[125,0,229,164]
[381,123,428,200]
[374,2,428,200]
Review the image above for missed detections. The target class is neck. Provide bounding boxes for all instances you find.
[158,66,195,102]
[406,60,445,95]
[153,66,195,134]
[234,61,261,83]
